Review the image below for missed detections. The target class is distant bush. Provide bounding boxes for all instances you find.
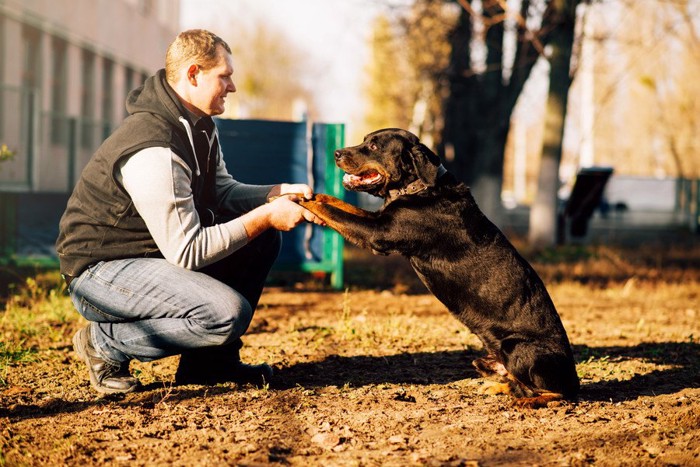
[0,143,14,168]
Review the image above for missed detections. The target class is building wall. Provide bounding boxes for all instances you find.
[0,0,180,192]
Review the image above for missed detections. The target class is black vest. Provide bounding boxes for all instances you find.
[55,71,218,276]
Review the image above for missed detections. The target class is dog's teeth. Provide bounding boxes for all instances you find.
[343,172,381,186]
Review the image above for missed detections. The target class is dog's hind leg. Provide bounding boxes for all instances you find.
[513,392,565,409]
[472,355,508,380]
[473,355,514,396]
[479,381,511,395]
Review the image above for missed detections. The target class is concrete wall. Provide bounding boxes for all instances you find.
[0,0,180,192]
[604,176,678,212]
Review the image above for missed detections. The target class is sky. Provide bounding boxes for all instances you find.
[179,0,412,133]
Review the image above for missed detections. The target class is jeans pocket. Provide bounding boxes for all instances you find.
[69,262,128,323]
[75,296,125,323]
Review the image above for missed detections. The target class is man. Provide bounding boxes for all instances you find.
[56,29,321,394]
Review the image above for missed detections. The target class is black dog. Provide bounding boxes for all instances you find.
[299,128,580,408]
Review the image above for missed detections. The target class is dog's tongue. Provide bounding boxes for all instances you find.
[343,172,381,186]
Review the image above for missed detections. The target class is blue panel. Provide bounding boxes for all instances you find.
[217,119,309,185]
[217,119,342,274]
[1,119,344,289]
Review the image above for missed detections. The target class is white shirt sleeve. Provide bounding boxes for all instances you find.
[117,147,250,270]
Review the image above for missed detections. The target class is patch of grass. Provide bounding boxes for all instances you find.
[1,272,78,386]
[0,341,37,386]
[533,245,596,264]
[576,354,623,382]
[338,289,357,338]
[0,266,63,303]
[0,269,74,388]
[2,295,75,345]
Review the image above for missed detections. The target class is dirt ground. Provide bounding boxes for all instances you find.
[1,239,699,466]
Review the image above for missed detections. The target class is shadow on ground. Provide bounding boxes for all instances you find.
[3,342,697,421]
[574,341,700,402]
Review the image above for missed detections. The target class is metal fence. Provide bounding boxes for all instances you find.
[0,85,110,193]
[0,101,348,287]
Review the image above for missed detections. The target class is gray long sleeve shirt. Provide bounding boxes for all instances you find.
[117,145,272,270]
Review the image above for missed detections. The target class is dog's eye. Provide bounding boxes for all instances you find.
[369,143,378,151]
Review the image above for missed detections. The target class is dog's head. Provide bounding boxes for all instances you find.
[335,128,442,199]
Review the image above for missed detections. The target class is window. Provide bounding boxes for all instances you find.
[138,0,153,16]
[51,37,68,144]
[22,25,41,179]
[124,66,134,118]
[0,14,5,140]
[80,50,95,148]
[22,26,41,89]
[101,58,114,136]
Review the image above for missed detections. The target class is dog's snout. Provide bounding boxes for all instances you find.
[334,150,344,162]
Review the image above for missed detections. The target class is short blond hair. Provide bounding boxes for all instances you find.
[165,29,232,83]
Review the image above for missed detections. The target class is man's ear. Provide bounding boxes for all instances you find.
[187,64,199,85]
[409,143,441,186]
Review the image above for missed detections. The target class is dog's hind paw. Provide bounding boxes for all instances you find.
[513,392,564,409]
[478,381,511,396]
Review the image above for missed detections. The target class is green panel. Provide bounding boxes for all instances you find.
[324,124,345,289]
[0,192,17,261]
[217,119,347,289]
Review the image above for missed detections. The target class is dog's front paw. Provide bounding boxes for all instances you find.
[311,193,336,203]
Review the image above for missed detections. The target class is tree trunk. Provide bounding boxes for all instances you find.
[528,2,577,248]
[441,0,543,225]
[442,5,510,223]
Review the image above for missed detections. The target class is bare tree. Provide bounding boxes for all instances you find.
[221,21,316,120]
[441,0,550,223]
[528,0,578,248]
[364,0,457,145]
[365,15,414,133]
[642,0,700,179]
[366,0,582,237]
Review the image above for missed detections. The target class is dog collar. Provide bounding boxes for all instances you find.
[388,165,448,201]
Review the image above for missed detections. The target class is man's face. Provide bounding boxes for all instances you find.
[188,45,236,117]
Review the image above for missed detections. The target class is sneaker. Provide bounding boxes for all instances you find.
[72,326,139,394]
[175,361,274,386]
[175,345,273,387]
[234,361,274,385]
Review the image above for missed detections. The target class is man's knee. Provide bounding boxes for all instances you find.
[196,293,253,346]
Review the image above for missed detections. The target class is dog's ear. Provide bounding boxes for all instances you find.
[409,143,441,186]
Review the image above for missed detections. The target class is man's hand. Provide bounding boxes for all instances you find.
[268,183,313,201]
[266,196,324,230]
[240,191,324,240]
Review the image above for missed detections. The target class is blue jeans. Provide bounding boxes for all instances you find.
[68,230,282,365]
